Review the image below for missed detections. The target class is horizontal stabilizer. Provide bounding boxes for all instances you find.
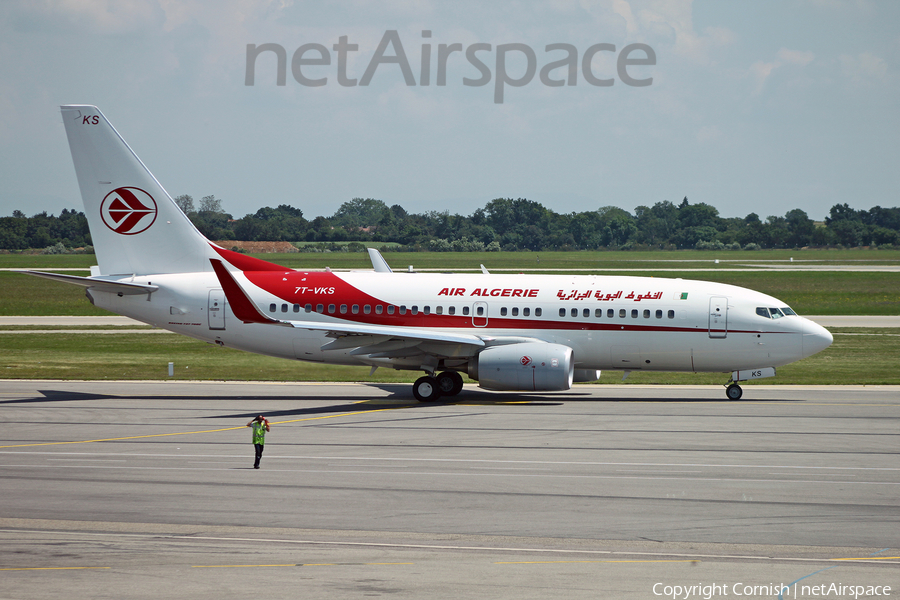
[21,271,158,295]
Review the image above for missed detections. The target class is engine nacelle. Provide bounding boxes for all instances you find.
[470,342,574,392]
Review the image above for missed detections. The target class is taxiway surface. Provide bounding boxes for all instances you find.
[1,381,897,599]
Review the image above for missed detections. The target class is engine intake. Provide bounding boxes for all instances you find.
[470,342,574,392]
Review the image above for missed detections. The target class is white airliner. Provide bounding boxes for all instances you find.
[26,105,833,401]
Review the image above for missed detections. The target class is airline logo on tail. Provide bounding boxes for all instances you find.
[100,187,157,235]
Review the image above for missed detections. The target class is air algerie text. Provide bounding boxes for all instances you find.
[438,288,539,298]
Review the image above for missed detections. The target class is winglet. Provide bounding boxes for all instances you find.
[367,248,393,273]
[209,259,285,325]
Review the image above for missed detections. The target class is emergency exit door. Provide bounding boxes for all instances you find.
[208,289,226,330]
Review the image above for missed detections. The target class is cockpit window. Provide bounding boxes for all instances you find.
[758,306,795,318]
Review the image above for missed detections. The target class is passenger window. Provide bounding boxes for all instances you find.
[316,304,324,313]
[293,304,300,313]
[667,310,675,319]
[269,303,276,313]
[655,309,662,319]
[340,305,347,314]
[619,309,626,318]
[352,305,359,314]
[363,305,371,314]
[595,309,603,318]
[281,304,288,313]
[501,307,508,316]
[512,307,518,316]
[411,306,419,315]
[374,305,382,314]
[535,308,542,317]
[607,309,614,318]
[448,306,456,315]
[387,305,395,315]
[631,309,638,318]
[436,306,443,315]
[523,308,530,317]
[559,308,566,317]
[328,304,335,314]
[463,306,470,316]
[583,308,590,318]
[643,309,650,318]
[399,305,407,315]
[423,306,430,315]
[571,308,578,318]
[305,304,312,312]
[756,307,769,318]
[476,306,484,316]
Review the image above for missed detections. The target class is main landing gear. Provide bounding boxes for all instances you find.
[413,371,464,402]
[725,383,743,400]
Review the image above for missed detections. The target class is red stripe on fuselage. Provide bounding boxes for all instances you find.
[241,269,786,335]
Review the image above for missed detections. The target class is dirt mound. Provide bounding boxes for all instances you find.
[215,241,298,254]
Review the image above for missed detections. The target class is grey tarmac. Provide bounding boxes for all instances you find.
[0,381,897,599]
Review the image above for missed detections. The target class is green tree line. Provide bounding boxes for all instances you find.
[2,196,899,252]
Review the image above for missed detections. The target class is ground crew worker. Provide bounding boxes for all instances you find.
[247,415,270,469]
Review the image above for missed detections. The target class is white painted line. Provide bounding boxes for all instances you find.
[0,528,896,565]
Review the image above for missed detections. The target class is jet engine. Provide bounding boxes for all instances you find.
[469,342,574,391]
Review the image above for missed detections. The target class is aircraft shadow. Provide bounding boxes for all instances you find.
[0,386,799,409]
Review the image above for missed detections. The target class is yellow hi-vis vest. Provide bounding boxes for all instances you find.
[251,422,266,445]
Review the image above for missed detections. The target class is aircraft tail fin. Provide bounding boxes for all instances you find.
[60,105,216,276]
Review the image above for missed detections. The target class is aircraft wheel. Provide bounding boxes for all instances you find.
[436,371,464,396]
[413,376,441,402]
[726,383,743,400]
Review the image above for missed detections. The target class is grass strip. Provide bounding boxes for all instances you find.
[1,328,895,385]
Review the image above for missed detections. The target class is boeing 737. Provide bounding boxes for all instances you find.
[24,106,833,401]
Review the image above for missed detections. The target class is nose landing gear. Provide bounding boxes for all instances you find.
[725,383,743,400]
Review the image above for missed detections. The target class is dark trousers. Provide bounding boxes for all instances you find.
[254,443,264,468]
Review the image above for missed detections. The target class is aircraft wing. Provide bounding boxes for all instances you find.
[210,259,486,352]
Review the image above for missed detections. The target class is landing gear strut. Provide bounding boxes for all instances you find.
[725,383,743,400]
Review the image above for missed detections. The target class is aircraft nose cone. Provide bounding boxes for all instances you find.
[802,318,833,357]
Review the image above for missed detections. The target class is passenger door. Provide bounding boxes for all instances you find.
[708,297,727,338]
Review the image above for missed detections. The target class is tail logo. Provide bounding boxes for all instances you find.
[100,187,158,235]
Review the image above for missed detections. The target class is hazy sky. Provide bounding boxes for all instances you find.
[1,0,897,222]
